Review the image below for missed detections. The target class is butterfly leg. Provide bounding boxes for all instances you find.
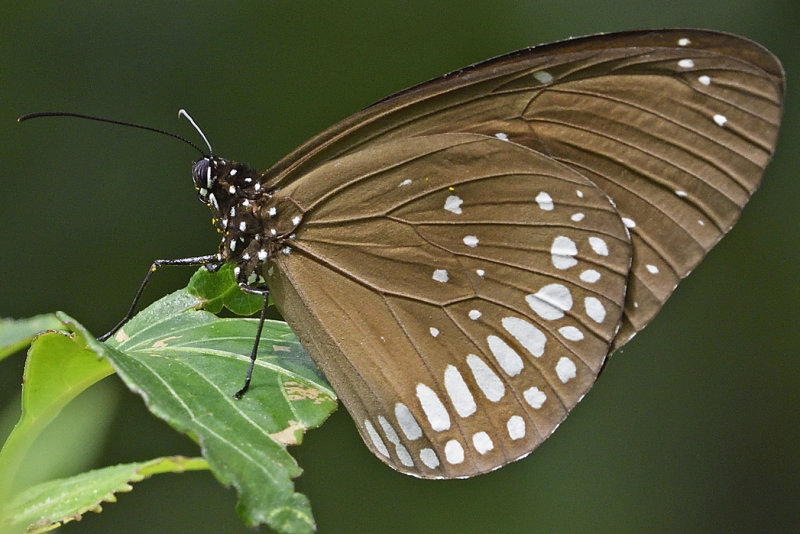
[233,285,270,399]
[98,254,221,341]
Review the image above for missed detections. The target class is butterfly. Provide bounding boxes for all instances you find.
[25,29,785,479]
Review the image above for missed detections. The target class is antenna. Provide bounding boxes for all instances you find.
[178,109,214,155]
[17,111,208,157]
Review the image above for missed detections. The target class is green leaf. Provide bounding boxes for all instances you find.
[0,325,115,505]
[1,456,208,534]
[187,263,266,315]
[0,315,66,362]
[98,268,336,534]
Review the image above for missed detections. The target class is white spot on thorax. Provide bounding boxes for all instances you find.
[432,269,449,283]
[463,235,479,247]
[536,191,554,211]
[268,206,277,217]
[523,386,547,409]
[416,383,451,431]
[507,415,526,440]
[444,195,463,214]
[472,431,494,454]
[444,365,477,418]
[486,335,524,376]
[239,221,247,231]
[444,439,465,464]
[555,357,577,383]
[228,185,236,194]
[678,59,695,68]
[230,169,238,176]
[526,283,574,321]
[466,354,505,401]
[258,249,267,260]
[502,317,546,357]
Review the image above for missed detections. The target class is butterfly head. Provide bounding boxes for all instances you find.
[192,155,304,286]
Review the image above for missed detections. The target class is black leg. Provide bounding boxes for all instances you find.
[234,287,270,399]
[98,254,220,341]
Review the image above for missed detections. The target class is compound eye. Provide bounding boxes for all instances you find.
[192,157,213,191]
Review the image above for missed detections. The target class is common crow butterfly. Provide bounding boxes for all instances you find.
[22,29,784,479]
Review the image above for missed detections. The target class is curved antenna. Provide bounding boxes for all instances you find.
[17,111,207,157]
[178,109,214,156]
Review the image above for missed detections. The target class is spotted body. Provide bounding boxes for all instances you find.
[187,30,783,478]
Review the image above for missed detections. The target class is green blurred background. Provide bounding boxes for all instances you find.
[1,1,798,533]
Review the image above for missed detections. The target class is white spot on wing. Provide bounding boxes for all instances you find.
[678,37,691,46]
[486,335,524,376]
[444,440,465,464]
[646,264,660,274]
[463,235,479,247]
[713,114,728,126]
[551,235,578,270]
[444,195,463,214]
[571,212,585,222]
[394,403,422,440]
[468,309,482,320]
[502,317,546,357]
[472,431,494,454]
[378,416,414,467]
[526,283,573,321]
[523,386,547,409]
[533,70,553,83]
[507,415,526,440]
[365,419,389,457]
[466,354,505,401]
[558,326,584,341]
[476,269,485,278]
[494,132,509,141]
[584,297,606,323]
[416,383,450,431]
[432,269,449,283]
[621,217,636,228]
[420,448,439,469]
[536,191,554,211]
[444,365,477,418]
[556,357,577,383]
[675,190,688,198]
[429,327,440,338]
[579,269,601,283]
[678,58,695,68]
[698,75,711,85]
[398,178,413,187]
[588,236,609,256]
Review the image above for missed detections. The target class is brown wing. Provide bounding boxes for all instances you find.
[266,133,631,477]
[264,29,784,349]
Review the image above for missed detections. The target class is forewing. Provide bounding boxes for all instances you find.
[264,29,784,349]
[266,133,631,477]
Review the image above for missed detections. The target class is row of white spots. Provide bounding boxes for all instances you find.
[675,56,728,127]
